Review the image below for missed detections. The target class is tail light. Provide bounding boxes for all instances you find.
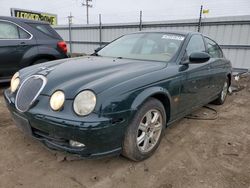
[57,41,67,54]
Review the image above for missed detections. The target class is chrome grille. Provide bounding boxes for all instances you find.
[15,75,47,112]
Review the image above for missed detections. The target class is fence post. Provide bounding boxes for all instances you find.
[99,14,102,47]
[139,10,142,31]
[68,12,73,54]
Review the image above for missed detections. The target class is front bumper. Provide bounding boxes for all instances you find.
[4,89,132,158]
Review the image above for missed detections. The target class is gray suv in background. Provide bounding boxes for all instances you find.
[0,16,68,82]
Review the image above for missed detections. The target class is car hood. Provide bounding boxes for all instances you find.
[21,56,166,98]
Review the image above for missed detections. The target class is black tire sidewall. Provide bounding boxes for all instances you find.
[33,59,50,65]
[219,79,229,104]
[213,78,229,105]
[122,98,166,161]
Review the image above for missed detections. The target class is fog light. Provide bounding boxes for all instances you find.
[69,140,85,148]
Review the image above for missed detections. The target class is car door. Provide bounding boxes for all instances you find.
[0,20,34,77]
[204,37,226,95]
[178,34,211,115]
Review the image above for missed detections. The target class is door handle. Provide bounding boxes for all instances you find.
[15,42,27,50]
[19,42,26,45]
[17,42,26,47]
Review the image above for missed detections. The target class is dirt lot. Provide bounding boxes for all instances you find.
[0,76,250,188]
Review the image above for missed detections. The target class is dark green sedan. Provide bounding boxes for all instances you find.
[4,31,232,161]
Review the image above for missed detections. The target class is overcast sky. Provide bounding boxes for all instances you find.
[1,0,250,25]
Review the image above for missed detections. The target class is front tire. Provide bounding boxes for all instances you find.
[122,98,166,161]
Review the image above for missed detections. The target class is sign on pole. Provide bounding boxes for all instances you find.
[202,9,209,14]
[11,8,57,25]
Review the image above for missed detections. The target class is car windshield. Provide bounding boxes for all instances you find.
[97,33,185,62]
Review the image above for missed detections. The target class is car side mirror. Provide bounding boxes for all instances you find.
[189,52,211,64]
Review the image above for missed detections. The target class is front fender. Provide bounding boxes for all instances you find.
[131,86,172,110]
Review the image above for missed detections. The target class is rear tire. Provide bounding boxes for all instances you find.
[33,59,50,65]
[122,98,166,161]
[213,78,229,105]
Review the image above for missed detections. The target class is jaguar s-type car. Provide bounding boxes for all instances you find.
[4,31,232,161]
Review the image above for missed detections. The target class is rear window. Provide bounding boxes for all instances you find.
[28,23,61,39]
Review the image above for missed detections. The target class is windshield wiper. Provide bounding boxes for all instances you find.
[91,53,101,56]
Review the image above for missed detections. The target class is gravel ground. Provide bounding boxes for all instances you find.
[0,76,249,188]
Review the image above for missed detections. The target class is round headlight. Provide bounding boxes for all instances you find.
[73,90,96,116]
[50,91,65,111]
[10,72,20,93]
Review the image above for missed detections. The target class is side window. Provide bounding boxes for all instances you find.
[0,21,31,39]
[205,37,223,58]
[0,21,19,39]
[18,27,31,39]
[35,25,53,36]
[186,35,205,56]
[28,23,60,39]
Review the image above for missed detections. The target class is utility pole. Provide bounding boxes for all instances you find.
[68,12,73,54]
[99,14,102,47]
[198,5,203,32]
[82,0,93,24]
[139,10,143,31]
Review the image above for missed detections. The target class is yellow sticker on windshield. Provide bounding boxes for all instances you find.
[162,35,184,41]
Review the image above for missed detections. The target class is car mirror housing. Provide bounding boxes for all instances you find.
[189,52,211,64]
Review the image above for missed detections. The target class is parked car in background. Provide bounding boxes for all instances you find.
[4,31,232,161]
[0,16,68,82]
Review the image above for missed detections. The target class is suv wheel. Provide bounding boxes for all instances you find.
[33,59,50,65]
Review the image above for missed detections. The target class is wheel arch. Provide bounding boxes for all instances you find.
[31,54,56,65]
[150,93,171,124]
[131,87,172,123]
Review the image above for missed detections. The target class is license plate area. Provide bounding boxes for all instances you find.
[11,112,32,136]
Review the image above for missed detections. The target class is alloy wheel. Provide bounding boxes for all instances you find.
[137,109,163,153]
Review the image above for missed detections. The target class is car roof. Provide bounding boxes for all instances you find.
[131,30,200,36]
[0,16,49,25]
